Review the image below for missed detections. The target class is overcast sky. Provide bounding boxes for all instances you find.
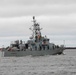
[0,0,76,47]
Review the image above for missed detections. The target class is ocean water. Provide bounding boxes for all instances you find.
[0,49,76,75]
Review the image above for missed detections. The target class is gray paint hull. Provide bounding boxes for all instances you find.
[4,48,64,57]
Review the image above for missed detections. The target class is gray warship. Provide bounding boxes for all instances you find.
[3,16,65,57]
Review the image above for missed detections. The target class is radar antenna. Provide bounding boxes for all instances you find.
[30,16,42,42]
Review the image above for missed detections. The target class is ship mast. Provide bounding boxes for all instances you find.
[30,16,42,41]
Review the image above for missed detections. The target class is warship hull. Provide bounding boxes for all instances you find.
[4,48,64,57]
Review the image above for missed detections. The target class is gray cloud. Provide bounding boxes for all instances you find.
[0,0,76,5]
[0,15,76,36]
[0,0,76,47]
[0,0,76,17]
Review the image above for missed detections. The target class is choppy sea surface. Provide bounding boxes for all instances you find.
[0,49,76,75]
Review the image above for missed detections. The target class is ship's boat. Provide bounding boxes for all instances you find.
[3,16,65,57]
